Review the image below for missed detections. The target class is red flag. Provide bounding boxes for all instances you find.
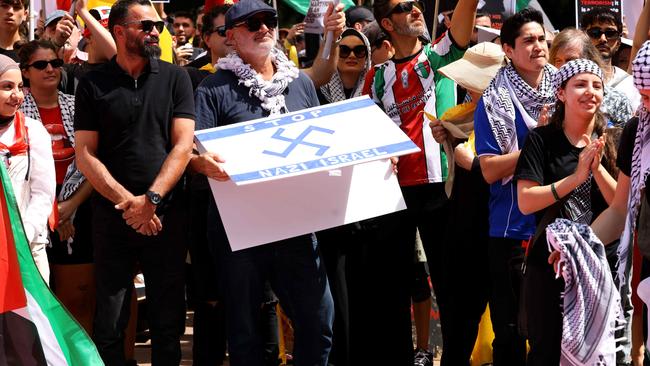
[0,171,27,314]
[205,0,238,12]
[56,0,72,10]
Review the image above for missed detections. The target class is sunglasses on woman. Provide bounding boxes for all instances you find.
[234,14,278,33]
[586,27,620,41]
[122,19,165,33]
[24,59,64,70]
[339,45,367,59]
[385,1,424,18]
[215,25,226,37]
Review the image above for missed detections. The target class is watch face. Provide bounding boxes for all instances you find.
[148,191,162,205]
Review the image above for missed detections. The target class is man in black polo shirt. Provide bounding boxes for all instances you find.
[74,0,195,365]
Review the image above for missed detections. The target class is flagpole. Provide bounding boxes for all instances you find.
[28,3,35,40]
[432,0,439,38]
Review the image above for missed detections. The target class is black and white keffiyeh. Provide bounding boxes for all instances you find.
[632,41,650,90]
[482,62,556,183]
[553,59,603,92]
[217,47,299,115]
[616,42,650,291]
[546,218,623,366]
[601,86,633,127]
[319,29,372,104]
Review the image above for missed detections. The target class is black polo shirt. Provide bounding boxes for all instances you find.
[74,56,195,197]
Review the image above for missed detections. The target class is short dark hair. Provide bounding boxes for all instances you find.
[108,0,151,36]
[580,8,622,33]
[173,11,196,26]
[500,8,544,48]
[0,0,28,9]
[201,5,230,36]
[17,39,56,69]
[372,0,392,25]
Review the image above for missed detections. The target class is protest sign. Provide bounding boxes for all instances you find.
[304,0,334,34]
[195,96,420,250]
[576,0,622,28]
[195,96,419,185]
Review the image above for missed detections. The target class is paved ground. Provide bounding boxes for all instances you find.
[134,310,442,365]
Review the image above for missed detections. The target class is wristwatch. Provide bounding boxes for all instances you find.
[146,190,162,206]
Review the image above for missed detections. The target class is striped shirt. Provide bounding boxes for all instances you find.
[363,32,464,186]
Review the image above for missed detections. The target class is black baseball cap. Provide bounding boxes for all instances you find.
[225,0,277,30]
[345,6,374,28]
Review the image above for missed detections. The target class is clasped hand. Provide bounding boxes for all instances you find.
[115,195,162,236]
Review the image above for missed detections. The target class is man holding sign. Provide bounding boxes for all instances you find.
[192,0,345,365]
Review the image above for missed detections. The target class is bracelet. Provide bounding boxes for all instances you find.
[550,183,561,201]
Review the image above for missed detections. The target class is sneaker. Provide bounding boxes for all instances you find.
[414,348,433,366]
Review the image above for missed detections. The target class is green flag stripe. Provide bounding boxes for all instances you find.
[0,164,104,365]
[282,0,355,16]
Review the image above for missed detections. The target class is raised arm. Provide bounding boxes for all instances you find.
[629,0,650,73]
[449,0,479,48]
[302,2,345,88]
[76,0,116,61]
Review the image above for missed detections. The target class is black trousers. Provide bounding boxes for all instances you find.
[187,186,226,366]
[440,166,491,366]
[524,261,563,365]
[487,237,527,366]
[91,199,187,366]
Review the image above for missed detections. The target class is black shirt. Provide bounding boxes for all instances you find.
[618,116,637,177]
[0,48,18,62]
[515,125,608,264]
[74,57,195,197]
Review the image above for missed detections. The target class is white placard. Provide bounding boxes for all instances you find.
[208,160,406,251]
[195,96,420,185]
[195,96,419,250]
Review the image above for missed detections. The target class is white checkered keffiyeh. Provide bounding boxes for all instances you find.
[632,40,650,90]
[482,62,556,183]
[546,218,624,366]
[553,59,603,92]
[217,47,299,116]
[616,42,650,295]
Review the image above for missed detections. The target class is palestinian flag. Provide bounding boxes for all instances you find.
[0,163,104,365]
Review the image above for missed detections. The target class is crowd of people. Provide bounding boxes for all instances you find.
[3,0,650,365]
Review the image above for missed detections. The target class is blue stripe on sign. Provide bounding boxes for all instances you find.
[229,140,417,183]
[195,97,376,142]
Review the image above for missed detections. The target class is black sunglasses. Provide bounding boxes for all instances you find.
[385,1,424,18]
[215,25,226,37]
[339,44,367,59]
[234,15,278,32]
[24,58,64,70]
[586,27,620,41]
[123,20,165,33]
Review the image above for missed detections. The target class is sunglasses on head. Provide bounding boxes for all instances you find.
[339,44,367,59]
[24,58,64,70]
[234,14,278,33]
[586,27,620,41]
[215,25,226,37]
[385,1,424,18]
[123,19,165,33]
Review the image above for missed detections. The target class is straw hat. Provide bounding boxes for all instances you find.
[438,41,505,93]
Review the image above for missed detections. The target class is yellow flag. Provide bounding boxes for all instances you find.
[85,0,174,63]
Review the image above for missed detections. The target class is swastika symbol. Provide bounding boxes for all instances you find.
[262,125,335,158]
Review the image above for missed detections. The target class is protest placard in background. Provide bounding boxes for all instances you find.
[576,0,622,28]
